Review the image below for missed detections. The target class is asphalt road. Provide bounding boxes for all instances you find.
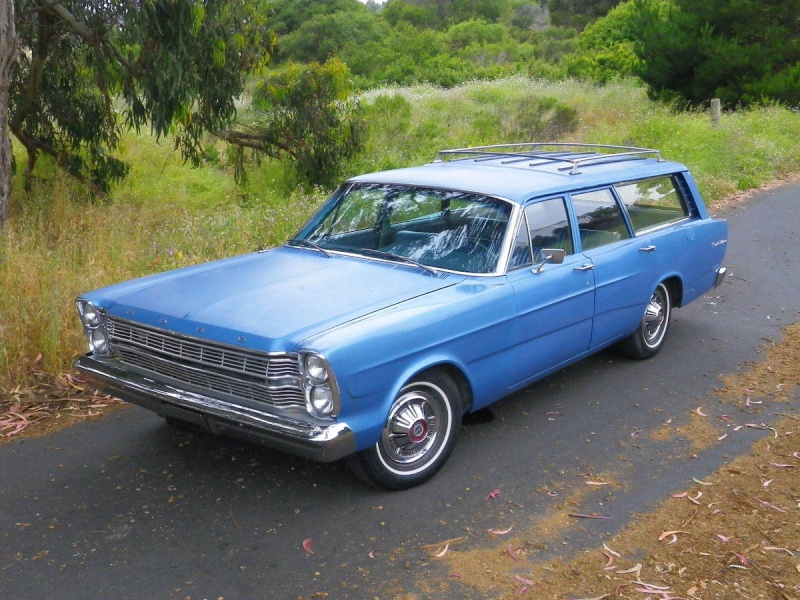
[2,183,799,600]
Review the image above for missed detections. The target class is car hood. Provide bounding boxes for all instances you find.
[83,246,462,351]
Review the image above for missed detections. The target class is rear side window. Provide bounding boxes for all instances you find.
[615,176,689,233]
[572,189,631,250]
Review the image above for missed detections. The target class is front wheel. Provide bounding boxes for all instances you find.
[349,371,462,490]
[618,282,672,359]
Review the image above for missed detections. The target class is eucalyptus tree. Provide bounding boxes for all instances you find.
[0,0,272,229]
[1,0,17,226]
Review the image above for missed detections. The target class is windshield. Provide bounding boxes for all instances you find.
[294,183,513,274]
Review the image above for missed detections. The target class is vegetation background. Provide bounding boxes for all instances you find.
[1,0,800,395]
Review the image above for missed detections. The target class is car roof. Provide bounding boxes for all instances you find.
[348,144,689,204]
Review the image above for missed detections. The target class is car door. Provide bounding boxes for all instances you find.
[570,188,657,349]
[506,197,595,389]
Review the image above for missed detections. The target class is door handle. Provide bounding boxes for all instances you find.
[639,245,657,252]
[574,264,594,271]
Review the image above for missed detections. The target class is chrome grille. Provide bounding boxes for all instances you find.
[105,316,304,408]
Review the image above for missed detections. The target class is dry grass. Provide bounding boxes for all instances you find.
[0,162,325,391]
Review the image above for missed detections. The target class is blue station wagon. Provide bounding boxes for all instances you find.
[75,144,728,489]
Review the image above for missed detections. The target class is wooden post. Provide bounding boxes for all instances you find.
[710,98,721,126]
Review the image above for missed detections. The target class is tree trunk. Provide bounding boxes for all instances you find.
[0,0,18,230]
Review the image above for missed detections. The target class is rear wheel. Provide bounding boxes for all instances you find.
[618,282,672,359]
[349,371,461,490]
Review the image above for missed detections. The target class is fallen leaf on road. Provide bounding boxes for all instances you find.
[758,499,786,513]
[487,526,513,535]
[658,530,688,541]
[616,564,642,575]
[602,544,620,557]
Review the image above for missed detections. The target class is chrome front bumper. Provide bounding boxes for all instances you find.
[75,354,356,462]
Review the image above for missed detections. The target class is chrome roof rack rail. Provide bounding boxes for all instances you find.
[434,143,664,175]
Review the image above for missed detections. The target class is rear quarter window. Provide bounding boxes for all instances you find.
[571,189,631,251]
[615,176,689,234]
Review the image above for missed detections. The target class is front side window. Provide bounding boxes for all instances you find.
[508,214,533,269]
[572,189,631,250]
[526,197,574,259]
[296,183,513,274]
[615,176,689,233]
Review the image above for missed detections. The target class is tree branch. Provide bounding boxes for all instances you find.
[37,0,138,75]
[10,122,106,197]
[38,0,94,39]
[213,128,294,157]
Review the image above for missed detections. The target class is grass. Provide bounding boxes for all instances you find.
[0,141,327,387]
[2,77,800,389]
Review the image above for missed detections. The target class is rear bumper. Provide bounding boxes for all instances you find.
[714,266,727,288]
[75,354,356,462]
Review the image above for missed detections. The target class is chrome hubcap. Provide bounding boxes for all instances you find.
[381,393,438,465]
[643,287,668,346]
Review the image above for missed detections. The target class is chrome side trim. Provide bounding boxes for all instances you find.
[75,354,356,462]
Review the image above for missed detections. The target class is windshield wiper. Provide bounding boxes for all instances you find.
[347,247,439,276]
[286,238,332,257]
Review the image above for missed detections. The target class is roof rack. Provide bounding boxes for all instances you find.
[434,143,663,175]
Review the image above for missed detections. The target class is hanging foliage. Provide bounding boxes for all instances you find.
[7,0,273,196]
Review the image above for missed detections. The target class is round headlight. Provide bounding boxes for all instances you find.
[89,327,110,355]
[310,386,334,416]
[305,355,329,384]
[82,302,101,328]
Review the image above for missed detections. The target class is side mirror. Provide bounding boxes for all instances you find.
[532,248,566,274]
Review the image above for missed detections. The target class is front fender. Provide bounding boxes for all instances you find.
[304,278,519,448]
